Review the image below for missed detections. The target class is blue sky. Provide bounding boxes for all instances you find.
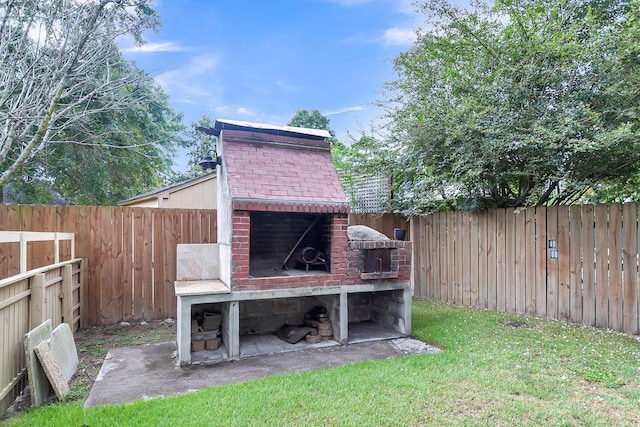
[121,0,422,169]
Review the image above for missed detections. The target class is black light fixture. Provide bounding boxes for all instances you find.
[199,155,221,172]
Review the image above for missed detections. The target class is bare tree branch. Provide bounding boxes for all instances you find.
[0,0,160,187]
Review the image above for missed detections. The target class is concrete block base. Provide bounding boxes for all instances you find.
[175,282,411,365]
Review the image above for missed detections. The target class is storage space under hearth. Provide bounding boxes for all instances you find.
[347,290,406,343]
[190,302,228,364]
[249,212,332,278]
[238,295,340,357]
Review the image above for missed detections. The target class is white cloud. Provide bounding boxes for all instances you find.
[382,27,416,46]
[122,42,188,54]
[154,53,222,103]
[325,106,364,116]
[236,107,256,116]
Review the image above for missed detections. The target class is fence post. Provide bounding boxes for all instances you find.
[79,258,87,328]
[62,264,73,326]
[30,273,46,327]
[20,232,27,273]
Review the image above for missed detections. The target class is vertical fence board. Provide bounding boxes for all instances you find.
[43,205,57,266]
[420,216,429,299]
[132,209,145,321]
[622,203,639,334]
[557,206,571,321]
[504,208,516,312]
[87,207,101,325]
[582,205,596,326]
[429,214,438,300]
[75,206,92,326]
[438,212,448,302]
[495,209,506,312]
[461,212,471,306]
[419,216,429,299]
[477,211,488,308]
[7,206,21,277]
[422,215,431,299]
[180,209,191,244]
[409,217,420,297]
[486,209,497,311]
[210,210,217,243]
[569,205,583,324]
[152,210,165,319]
[595,204,609,328]
[534,207,547,317]
[446,212,455,303]
[411,216,429,298]
[411,216,423,298]
[424,214,435,300]
[163,210,179,318]
[100,207,115,325]
[142,209,154,322]
[470,212,479,307]
[609,204,623,331]
[20,206,34,271]
[454,212,464,304]
[0,205,8,279]
[515,210,527,313]
[122,208,134,322]
[201,209,212,243]
[191,209,201,243]
[524,208,536,315]
[114,208,125,323]
[546,206,558,319]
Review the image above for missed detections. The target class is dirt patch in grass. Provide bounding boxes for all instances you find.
[72,320,177,395]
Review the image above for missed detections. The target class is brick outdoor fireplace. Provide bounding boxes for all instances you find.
[174,119,412,365]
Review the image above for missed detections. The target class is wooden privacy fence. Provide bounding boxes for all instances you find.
[411,204,640,335]
[0,256,84,416]
[0,205,216,326]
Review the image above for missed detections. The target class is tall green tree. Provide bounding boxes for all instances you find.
[7,75,184,205]
[288,109,339,145]
[380,0,640,212]
[0,0,182,204]
[164,115,218,185]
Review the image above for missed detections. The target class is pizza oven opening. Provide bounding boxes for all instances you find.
[249,212,332,278]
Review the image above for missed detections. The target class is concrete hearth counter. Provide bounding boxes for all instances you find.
[174,280,230,296]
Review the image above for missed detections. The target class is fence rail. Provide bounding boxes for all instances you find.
[0,231,75,274]
[0,257,85,416]
[411,204,640,335]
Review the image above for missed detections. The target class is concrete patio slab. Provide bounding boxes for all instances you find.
[84,338,440,409]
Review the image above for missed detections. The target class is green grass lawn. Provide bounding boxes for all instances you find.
[6,300,640,426]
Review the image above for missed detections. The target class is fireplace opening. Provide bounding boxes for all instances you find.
[249,212,332,278]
